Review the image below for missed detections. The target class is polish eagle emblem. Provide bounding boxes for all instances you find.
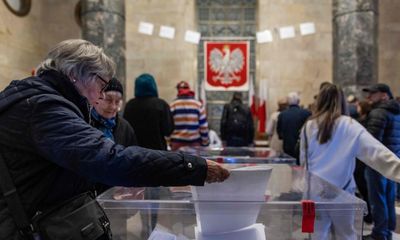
[209,45,244,84]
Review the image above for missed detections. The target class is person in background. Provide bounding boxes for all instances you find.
[123,73,175,238]
[91,77,139,239]
[300,83,400,240]
[123,73,173,151]
[220,92,254,147]
[353,100,373,224]
[92,77,137,147]
[266,98,288,154]
[277,91,311,163]
[170,81,209,151]
[0,39,230,239]
[208,129,222,148]
[362,83,400,240]
[91,77,137,195]
[347,94,359,119]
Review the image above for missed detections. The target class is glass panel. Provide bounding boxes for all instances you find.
[98,166,366,240]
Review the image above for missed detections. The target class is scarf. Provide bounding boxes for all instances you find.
[91,108,116,141]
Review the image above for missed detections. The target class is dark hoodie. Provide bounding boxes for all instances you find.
[123,74,173,150]
[0,71,207,239]
[366,99,400,156]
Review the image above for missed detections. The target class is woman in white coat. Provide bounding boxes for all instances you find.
[300,83,400,239]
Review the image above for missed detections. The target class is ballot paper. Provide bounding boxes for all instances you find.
[191,165,273,234]
[148,229,176,240]
[195,223,266,240]
[148,226,190,240]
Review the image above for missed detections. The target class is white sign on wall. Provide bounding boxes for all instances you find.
[138,22,154,35]
[185,30,201,44]
[279,26,295,39]
[159,25,175,39]
[300,22,316,35]
[256,30,273,43]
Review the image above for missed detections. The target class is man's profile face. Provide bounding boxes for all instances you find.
[367,91,387,104]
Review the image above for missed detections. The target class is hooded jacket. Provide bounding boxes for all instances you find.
[366,99,400,156]
[0,70,207,239]
[124,74,173,150]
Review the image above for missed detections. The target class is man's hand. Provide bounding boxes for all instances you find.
[205,160,230,183]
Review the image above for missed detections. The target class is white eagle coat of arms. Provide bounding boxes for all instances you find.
[209,45,244,84]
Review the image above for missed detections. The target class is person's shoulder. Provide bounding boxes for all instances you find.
[368,107,387,119]
[299,107,311,115]
[157,97,171,105]
[118,115,130,125]
[125,98,136,105]
[338,115,353,124]
[240,103,251,111]
[337,116,364,133]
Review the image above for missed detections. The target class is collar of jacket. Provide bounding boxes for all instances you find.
[39,70,91,123]
[289,104,300,108]
[177,95,195,99]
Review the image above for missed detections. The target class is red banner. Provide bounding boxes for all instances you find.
[205,41,249,91]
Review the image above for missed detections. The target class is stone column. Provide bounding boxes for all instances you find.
[333,0,378,96]
[81,0,126,90]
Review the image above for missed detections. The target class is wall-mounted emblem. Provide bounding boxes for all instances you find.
[205,41,249,91]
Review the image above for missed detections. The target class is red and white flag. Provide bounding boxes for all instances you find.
[257,80,268,133]
[248,75,257,116]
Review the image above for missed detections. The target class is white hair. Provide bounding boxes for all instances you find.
[287,92,300,105]
[36,39,115,86]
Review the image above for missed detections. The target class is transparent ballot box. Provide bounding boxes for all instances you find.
[97,165,366,240]
[178,146,296,165]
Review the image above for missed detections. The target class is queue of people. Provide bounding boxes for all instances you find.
[0,39,400,240]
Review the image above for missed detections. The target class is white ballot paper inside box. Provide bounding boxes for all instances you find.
[191,165,273,236]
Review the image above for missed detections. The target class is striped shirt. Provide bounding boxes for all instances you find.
[170,97,209,145]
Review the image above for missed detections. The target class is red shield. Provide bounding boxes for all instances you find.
[205,41,249,91]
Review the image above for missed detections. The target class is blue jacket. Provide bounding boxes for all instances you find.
[0,70,207,239]
[277,105,311,160]
[366,99,400,156]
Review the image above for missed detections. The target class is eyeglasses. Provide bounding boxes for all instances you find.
[96,74,110,93]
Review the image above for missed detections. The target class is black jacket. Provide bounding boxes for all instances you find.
[114,116,138,147]
[277,105,311,159]
[366,99,400,156]
[123,97,173,150]
[0,70,207,239]
[220,99,254,146]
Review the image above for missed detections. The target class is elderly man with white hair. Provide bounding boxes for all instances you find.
[277,91,311,164]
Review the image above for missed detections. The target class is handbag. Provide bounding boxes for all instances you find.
[0,151,112,240]
[31,192,112,240]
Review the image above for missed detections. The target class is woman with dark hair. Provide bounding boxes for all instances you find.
[300,83,400,239]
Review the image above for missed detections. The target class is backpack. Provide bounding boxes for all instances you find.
[226,103,249,136]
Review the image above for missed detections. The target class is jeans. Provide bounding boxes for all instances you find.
[365,166,396,239]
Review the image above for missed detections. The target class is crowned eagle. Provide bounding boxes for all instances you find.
[209,45,244,84]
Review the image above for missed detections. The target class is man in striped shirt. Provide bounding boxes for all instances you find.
[170,81,210,151]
